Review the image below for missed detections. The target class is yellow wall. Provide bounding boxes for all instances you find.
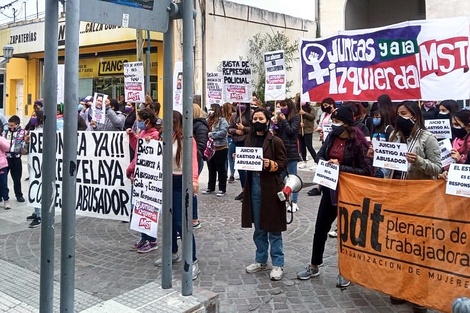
[5,40,164,118]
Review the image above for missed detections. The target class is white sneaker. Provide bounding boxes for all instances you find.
[298,161,307,169]
[287,203,299,213]
[328,229,338,238]
[245,262,268,273]
[270,266,283,281]
[192,260,201,280]
[4,200,11,210]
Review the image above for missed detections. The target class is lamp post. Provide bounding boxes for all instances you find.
[2,45,14,115]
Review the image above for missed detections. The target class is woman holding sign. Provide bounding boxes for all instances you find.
[241,108,288,281]
[386,101,441,313]
[297,105,372,287]
[449,109,470,165]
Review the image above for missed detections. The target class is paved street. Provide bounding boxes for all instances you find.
[0,145,437,312]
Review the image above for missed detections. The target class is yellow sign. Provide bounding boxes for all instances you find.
[78,54,158,78]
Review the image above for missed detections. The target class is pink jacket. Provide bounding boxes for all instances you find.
[126,128,160,178]
[0,136,10,169]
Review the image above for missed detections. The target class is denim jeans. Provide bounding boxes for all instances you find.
[251,173,284,267]
[173,175,197,261]
[234,141,246,188]
[0,167,9,201]
[227,137,235,178]
[282,160,299,203]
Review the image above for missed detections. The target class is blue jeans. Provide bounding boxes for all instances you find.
[251,173,284,267]
[173,175,197,261]
[0,167,9,201]
[282,161,299,203]
[227,137,235,178]
[234,141,246,188]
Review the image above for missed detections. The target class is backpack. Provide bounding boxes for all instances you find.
[203,137,215,161]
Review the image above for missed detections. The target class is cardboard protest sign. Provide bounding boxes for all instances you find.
[439,138,455,168]
[234,147,263,171]
[322,124,332,141]
[222,60,252,103]
[338,173,470,313]
[130,139,163,237]
[123,61,145,103]
[372,141,408,171]
[206,72,223,108]
[300,16,470,101]
[425,119,452,139]
[27,131,131,221]
[91,92,108,124]
[264,50,286,101]
[312,160,339,190]
[446,164,470,198]
[173,61,183,113]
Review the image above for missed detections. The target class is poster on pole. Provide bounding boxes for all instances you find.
[206,72,223,109]
[222,60,252,103]
[27,131,132,221]
[300,16,470,101]
[264,50,286,101]
[130,138,163,237]
[173,61,183,113]
[57,64,65,104]
[124,61,145,103]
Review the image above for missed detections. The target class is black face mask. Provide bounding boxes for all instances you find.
[438,112,450,119]
[253,122,268,132]
[452,126,468,139]
[331,124,347,136]
[396,116,415,137]
[322,106,332,114]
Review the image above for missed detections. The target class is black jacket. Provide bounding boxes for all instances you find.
[193,118,209,166]
[317,131,373,176]
[275,115,301,161]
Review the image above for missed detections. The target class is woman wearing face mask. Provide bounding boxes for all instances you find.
[369,108,394,178]
[386,101,441,313]
[228,102,252,200]
[273,99,301,212]
[203,103,229,196]
[126,108,161,252]
[297,105,372,287]
[308,98,337,197]
[242,108,288,281]
[448,110,470,165]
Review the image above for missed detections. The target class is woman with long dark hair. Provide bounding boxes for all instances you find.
[242,108,288,281]
[297,105,372,287]
[203,103,229,196]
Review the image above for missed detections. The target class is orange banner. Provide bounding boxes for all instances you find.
[338,173,470,313]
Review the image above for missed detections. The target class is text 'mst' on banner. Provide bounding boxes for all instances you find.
[338,173,470,312]
[27,131,132,221]
[300,16,470,102]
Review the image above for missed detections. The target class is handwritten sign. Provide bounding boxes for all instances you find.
[28,131,131,221]
[222,60,252,103]
[206,72,223,108]
[425,119,452,139]
[234,147,263,171]
[123,61,145,103]
[264,50,286,101]
[130,139,163,237]
[312,160,339,190]
[372,141,408,171]
[438,138,455,168]
[446,164,470,198]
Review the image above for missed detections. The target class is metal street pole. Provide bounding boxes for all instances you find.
[60,0,79,310]
[161,6,174,289]
[181,0,195,296]
[41,0,58,311]
[146,30,151,95]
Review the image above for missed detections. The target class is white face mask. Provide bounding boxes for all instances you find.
[332,122,344,127]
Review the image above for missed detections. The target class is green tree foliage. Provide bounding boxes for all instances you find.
[247,32,298,103]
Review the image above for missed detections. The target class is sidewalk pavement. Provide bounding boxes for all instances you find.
[0,137,437,312]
